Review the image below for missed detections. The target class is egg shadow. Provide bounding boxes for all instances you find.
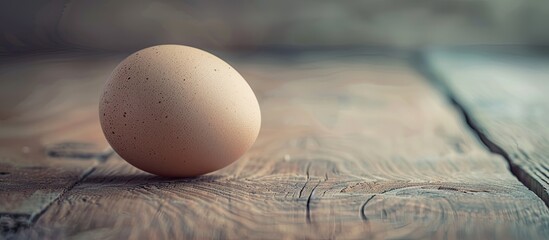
[80,172,225,186]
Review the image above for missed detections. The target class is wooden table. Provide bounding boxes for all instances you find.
[1,49,548,239]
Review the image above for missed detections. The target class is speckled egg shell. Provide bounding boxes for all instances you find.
[99,45,261,177]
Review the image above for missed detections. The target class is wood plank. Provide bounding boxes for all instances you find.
[7,52,548,239]
[0,53,116,235]
[420,49,549,206]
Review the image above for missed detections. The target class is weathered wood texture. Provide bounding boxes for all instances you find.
[422,50,549,207]
[0,53,115,234]
[1,52,549,239]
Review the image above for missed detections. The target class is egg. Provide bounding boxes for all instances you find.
[99,45,261,177]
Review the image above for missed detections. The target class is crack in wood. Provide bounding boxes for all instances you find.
[360,195,376,222]
[305,162,311,181]
[359,185,410,222]
[298,162,312,198]
[306,180,321,224]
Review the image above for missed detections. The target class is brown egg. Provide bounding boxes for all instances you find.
[99,45,261,177]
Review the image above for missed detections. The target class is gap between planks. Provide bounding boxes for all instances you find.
[413,51,549,208]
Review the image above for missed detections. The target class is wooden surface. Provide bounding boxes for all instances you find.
[1,51,549,239]
[421,49,549,206]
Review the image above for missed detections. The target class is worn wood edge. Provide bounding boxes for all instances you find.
[413,50,549,208]
[0,166,97,236]
[0,147,114,235]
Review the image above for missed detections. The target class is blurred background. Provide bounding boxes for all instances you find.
[1,0,548,54]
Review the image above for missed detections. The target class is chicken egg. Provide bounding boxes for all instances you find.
[99,45,261,177]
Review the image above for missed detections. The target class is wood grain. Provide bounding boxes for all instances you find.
[0,53,116,234]
[3,52,547,239]
[421,49,549,206]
